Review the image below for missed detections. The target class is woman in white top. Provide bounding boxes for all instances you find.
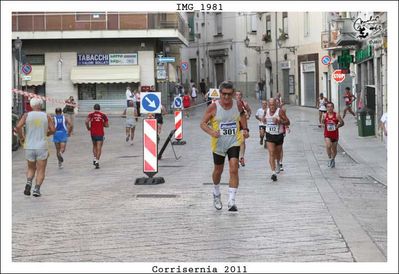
[191,84,197,104]
[317,93,328,128]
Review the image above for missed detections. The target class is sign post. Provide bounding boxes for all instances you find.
[332,69,346,83]
[171,96,186,145]
[135,92,165,185]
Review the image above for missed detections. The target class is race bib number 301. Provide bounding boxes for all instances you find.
[220,122,237,136]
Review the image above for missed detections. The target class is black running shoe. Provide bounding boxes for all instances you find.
[57,153,64,163]
[32,188,41,197]
[227,200,238,212]
[271,174,277,181]
[24,183,31,196]
[95,162,100,169]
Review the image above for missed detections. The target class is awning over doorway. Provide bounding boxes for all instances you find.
[70,65,140,84]
[26,65,46,86]
[168,63,178,82]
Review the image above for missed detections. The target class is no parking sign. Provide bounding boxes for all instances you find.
[180,61,189,71]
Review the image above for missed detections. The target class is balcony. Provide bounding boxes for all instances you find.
[12,12,189,45]
[333,18,361,47]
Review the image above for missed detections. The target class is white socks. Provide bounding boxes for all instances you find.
[213,185,238,201]
[213,184,220,196]
[228,187,237,202]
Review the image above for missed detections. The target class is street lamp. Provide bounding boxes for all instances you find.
[14,37,23,115]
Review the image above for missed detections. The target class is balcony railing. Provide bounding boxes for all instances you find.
[12,12,188,40]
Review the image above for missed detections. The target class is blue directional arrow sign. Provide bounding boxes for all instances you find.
[174,97,182,109]
[140,92,161,114]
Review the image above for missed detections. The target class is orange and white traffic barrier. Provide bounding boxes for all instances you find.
[143,119,158,177]
[174,110,183,140]
[12,89,78,107]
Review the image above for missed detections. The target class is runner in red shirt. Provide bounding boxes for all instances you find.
[85,104,109,169]
[322,102,344,168]
[183,90,191,118]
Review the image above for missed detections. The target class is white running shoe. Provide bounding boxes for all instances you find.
[213,194,222,210]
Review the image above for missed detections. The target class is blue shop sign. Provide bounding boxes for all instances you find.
[77,54,109,65]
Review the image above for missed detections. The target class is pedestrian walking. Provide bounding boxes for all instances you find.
[317,93,329,127]
[235,90,252,167]
[134,90,141,117]
[52,107,73,169]
[122,101,138,145]
[191,84,198,104]
[200,81,249,212]
[63,96,77,127]
[85,104,109,169]
[183,90,191,118]
[322,102,344,168]
[16,98,56,197]
[154,104,167,143]
[277,98,289,171]
[264,98,290,181]
[125,86,135,107]
[255,100,268,148]
[200,79,207,101]
[342,87,356,119]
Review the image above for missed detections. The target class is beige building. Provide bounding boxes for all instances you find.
[12,12,188,113]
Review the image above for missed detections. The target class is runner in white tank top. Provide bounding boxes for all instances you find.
[200,81,249,212]
[263,98,290,182]
[16,98,55,197]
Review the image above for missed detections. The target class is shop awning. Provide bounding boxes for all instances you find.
[70,65,140,84]
[168,63,178,82]
[26,65,46,86]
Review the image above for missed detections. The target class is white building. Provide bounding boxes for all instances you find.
[180,12,260,97]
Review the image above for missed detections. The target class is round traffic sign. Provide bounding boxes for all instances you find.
[181,62,189,71]
[174,97,182,108]
[332,69,346,83]
[141,93,161,113]
[321,55,331,65]
[21,64,32,75]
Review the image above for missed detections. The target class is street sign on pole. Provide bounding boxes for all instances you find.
[332,69,346,83]
[173,96,182,109]
[180,61,189,71]
[321,55,332,66]
[208,88,220,99]
[140,92,161,114]
[158,57,176,63]
[21,64,32,75]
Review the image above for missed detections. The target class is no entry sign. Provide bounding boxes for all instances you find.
[332,69,346,83]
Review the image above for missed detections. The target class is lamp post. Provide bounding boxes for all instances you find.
[14,37,23,115]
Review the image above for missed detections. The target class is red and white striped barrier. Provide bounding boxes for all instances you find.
[12,89,78,107]
[143,119,158,177]
[174,110,183,140]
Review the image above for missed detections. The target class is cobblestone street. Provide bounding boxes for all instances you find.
[11,101,387,263]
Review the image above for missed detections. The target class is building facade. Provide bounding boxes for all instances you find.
[12,12,188,113]
[181,12,260,97]
[322,12,388,138]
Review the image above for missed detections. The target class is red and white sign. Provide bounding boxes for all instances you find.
[143,119,158,175]
[332,69,346,83]
[174,110,183,140]
[180,61,189,71]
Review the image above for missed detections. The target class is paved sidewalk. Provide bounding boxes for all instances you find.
[11,100,386,262]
